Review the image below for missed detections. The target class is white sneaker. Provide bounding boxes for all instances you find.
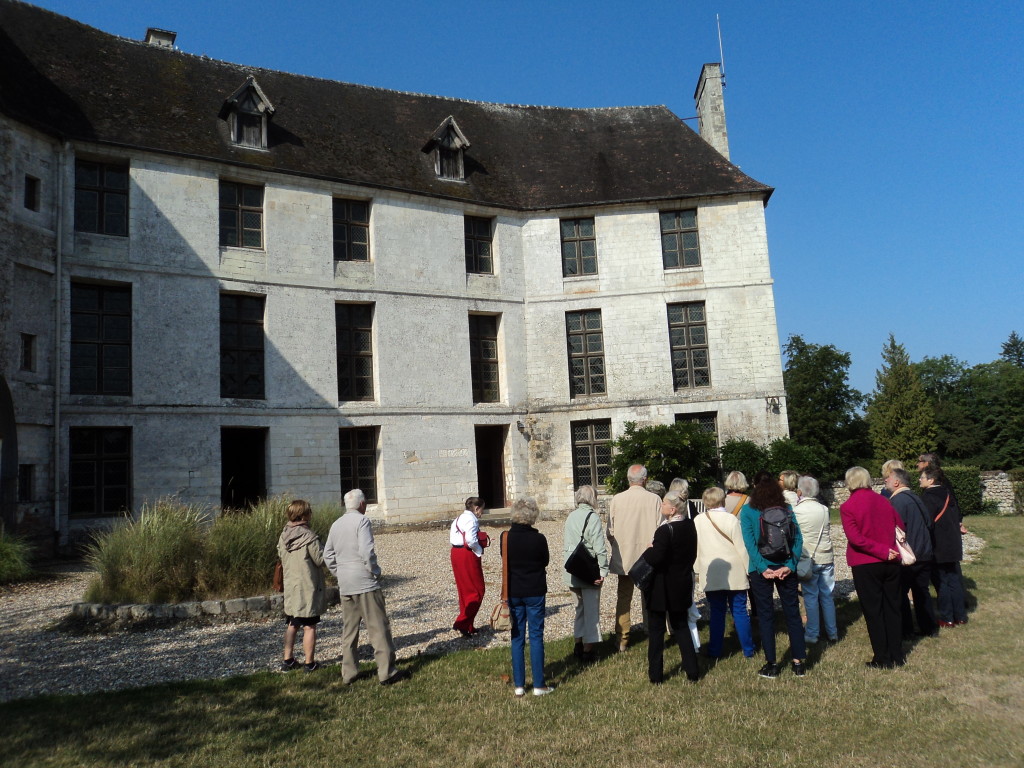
[513,687,525,698]
[533,686,555,696]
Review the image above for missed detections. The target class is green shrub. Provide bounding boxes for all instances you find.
[84,499,208,604]
[606,421,718,494]
[766,437,829,480]
[980,499,1003,516]
[0,530,33,583]
[944,465,983,516]
[719,439,769,485]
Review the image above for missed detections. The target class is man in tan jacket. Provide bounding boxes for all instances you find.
[608,464,663,651]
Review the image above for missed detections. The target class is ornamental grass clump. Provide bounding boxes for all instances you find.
[198,497,286,599]
[0,530,33,583]
[84,499,208,604]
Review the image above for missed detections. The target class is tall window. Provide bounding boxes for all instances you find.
[469,314,500,403]
[219,182,264,248]
[660,210,701,268]
[464,216,493,274]
[336,303,374,401]
[20,333,35,372]
[17,464,34,503]
[24,175,40,211]
[69,427,130,516]
[74,160,128,236]
[339,427,378,503]
[70,283,131,395]
[676,411,718,442]
[668,302,710,388]
[220,294,265,399]
[571,420,612,488]
[560,218,597,276]
[333,199,370,261]
[566,309,605,397]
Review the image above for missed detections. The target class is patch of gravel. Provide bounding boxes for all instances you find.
[0,521,985,703]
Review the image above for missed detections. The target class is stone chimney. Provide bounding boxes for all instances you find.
[144,28,176,48]
[694,63,729,160]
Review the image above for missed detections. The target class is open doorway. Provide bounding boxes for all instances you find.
[221,427,267,510]
[474,425,507,509]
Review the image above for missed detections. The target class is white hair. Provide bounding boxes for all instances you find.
[344,488,365,510]
[797,475,819,499]
[627,465,648,485]
[668,478,689,500]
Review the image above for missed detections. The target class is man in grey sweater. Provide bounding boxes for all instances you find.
[324,488,406,685]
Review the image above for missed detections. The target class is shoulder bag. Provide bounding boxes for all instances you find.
[489,531,512,631]
[564,509,601,583]
[797,514,826,582]
[272,560,284,593]
[628,523,673,592]
[894,526,916,566]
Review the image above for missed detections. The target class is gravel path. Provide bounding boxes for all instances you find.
[0,520,985,703]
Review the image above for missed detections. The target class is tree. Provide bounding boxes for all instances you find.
[605,422,718,494]
[962,361,1024,468]
[916,355,984,460]
[1000,330,1024,367]
[719,439,769,485]
[782,335,867,477]
[865,334,938,463]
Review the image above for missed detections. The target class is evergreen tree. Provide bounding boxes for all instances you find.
[1000,330,1024,367]
[917,355,984,460]
[865,334,938,462]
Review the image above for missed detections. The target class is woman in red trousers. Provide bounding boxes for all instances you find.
[450,497,489,636]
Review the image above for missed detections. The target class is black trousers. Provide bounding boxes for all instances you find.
[900,561,937,636]
[647,608,698,683]
[853,561,904,665]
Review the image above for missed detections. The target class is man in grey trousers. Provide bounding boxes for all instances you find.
[324,488,407,685]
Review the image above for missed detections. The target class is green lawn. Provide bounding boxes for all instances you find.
[3,516,1022,768]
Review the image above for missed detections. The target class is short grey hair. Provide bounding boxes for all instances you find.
[890,468,912,488]
[574,485,598,508]
[702,486,726,509]
[797,475,819,499]
[845,466,872,491]
[627,464,648,485]
[645,480,666,498]
[510,497,540,526]
[668,478,689,500]
[724,471,748,493]
[344,488,365,510]
[662,491,687,514]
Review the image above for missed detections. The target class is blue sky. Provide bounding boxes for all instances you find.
[31,0,1024,396]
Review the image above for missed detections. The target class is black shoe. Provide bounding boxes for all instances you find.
[758,662,780,679]
[573,641,584,658]
[303,661,320,672]
[280,658,300,671]
[791,661,806,677]
[380,670,409,686]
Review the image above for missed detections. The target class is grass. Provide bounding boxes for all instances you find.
[4,516,1023,767]
[0,529,33,583]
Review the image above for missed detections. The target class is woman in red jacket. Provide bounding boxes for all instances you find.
[840,466,906,669]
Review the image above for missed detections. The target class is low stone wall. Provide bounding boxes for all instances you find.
[827,471,1017,515]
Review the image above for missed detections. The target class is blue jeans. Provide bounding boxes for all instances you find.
[934,562,967,623]
[801,563,838,642]
[705,590,754,657]
[509,595,546,689]
[749,571,807,663]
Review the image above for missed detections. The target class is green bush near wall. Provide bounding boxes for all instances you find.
[0,531,33,584]
[944,465,984,516]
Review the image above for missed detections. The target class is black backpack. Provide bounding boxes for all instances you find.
[757,505,796,563]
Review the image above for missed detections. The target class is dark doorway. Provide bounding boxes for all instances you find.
[0,375,17,530]
[474,425,507,508]
[221,427,267,510]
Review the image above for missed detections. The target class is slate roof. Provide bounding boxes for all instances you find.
[0,1,772,210]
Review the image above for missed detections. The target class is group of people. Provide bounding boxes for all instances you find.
[273,451,969,694]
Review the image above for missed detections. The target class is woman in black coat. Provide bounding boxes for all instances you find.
[919,468,968,626]
[639,490,699,683]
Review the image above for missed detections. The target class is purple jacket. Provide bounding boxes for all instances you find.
[840,488,905,567]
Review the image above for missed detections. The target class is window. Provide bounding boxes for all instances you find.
[17,465,34,503]
[70,283,131,395]
[24,175,40,211]
[74,160,128,236]
[20,333,35,372]
[333,199,370,261]
[668,302,710,388]
[561,218,597,277]
[465,216,493,274]
[220,294,265,399]
[224,76,274,149]
[566,309,605,397]
[676,411,718,441]
[571,420,612,488]
[469,314,500,403]
[423,116,470,181]
[339,427,378,503]
[439,147,463,180]
[660,210,700,268]
[69,427,130,516]
[336,303,374,401]
[219,182,263,248]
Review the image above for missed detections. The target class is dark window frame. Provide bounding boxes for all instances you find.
[464,216,494,274]
[469,313,500,403]
[675,411,719,443]
[339,426,379,503]
[17,464,34,503]
[659,209,701,269]
[220,293,266,399]
[70,282,132,396]
[20,333,35,372]
[571,419,612,489]
[566,309,606,398]
[668,301,711,389]
[74,160,128,236]
[336,303,374,402]
[68,427,131,517]
[437,147,464,180]
[332,199,370,262]
[219,181,264,249]
[24,174,40,211]
[560,218,598,277]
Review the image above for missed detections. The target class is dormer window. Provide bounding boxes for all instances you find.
[422,116,470,181]
[222,76,274,149]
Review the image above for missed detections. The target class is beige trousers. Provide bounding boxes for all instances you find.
[614,575,648,643]
[340,589,397,683]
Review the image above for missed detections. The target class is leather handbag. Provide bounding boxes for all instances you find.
[894,526,916,566]
[564,509,600,583]
[490,531,512,631]
[272,560,284,593]
[627,555,655,592]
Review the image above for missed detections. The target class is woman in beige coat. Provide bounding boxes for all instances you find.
[277,499,327,672]
[694,487,754,658]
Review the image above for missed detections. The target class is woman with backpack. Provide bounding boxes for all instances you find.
[739,473,806,679]
[840,466,906,669]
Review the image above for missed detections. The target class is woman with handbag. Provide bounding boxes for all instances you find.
[694,486,754,660]
[449,496,489,637]
[793,476,838,645]
[504,498,553,697]
[562,485,609,663]
[637,491,699,684]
